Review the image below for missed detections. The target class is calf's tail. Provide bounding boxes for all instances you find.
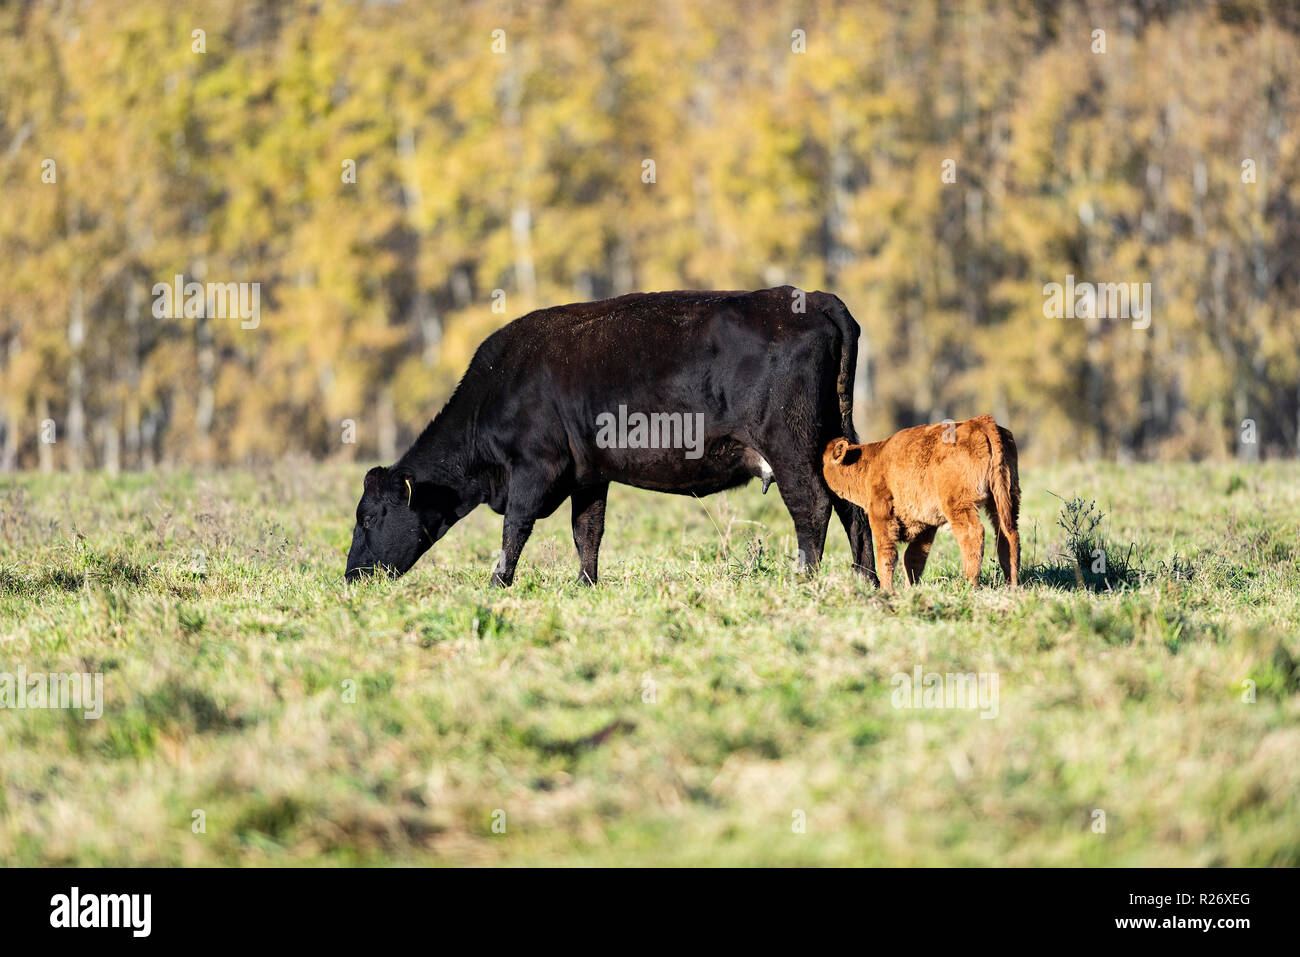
[984,418,1020,539]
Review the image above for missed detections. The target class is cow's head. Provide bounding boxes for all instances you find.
[344,466,458,581]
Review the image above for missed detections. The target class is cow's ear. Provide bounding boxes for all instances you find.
[363,466,388,496]
[388,466,417,507]
[828,438,851,464]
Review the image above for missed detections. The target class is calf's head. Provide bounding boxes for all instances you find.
[822,437,867,504]
[344,466,458,581]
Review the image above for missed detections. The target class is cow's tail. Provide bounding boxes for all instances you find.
[818,293,877,582]
[821,294,860,442]
[983,416,1020,541]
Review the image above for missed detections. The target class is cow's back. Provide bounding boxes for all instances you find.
[452,287,851,494]
[482,287,839,392]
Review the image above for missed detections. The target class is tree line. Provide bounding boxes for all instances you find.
[1,0,1297,471]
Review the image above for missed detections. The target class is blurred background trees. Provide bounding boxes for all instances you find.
[1,0,1297,470]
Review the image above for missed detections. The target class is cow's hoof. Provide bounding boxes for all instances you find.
[575,573,597,586]
[489,574,512,588]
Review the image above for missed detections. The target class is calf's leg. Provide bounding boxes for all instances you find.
[1003,526,1020,587]
[571,482,609,585]
[984,502,1020,586]
[945,503,985,586]
[867,514,900,591]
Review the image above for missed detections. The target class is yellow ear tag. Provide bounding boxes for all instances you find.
[404,477,413,508]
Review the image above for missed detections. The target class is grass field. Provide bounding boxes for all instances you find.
[1,461,1298,866]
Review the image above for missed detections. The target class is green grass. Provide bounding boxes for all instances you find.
[1,461,1298,865]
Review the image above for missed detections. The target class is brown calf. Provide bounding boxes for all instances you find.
[823,415,1020,590]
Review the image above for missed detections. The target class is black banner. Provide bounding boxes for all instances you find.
[0,866,1287,944]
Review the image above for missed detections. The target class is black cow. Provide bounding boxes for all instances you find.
[345,287,875,586]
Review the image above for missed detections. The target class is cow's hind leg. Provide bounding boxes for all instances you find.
[903,526,938,585]
[833,497,878,585]
[571,482,609,585]
[768,456,832,572]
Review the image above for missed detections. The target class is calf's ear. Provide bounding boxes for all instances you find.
[826,438,863,467]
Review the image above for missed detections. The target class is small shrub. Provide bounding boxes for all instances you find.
[1039,494,1142,591]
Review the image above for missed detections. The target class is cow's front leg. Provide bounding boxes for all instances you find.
[491,512,535,588]
[491,470,569,587]
[570,482,609,585]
